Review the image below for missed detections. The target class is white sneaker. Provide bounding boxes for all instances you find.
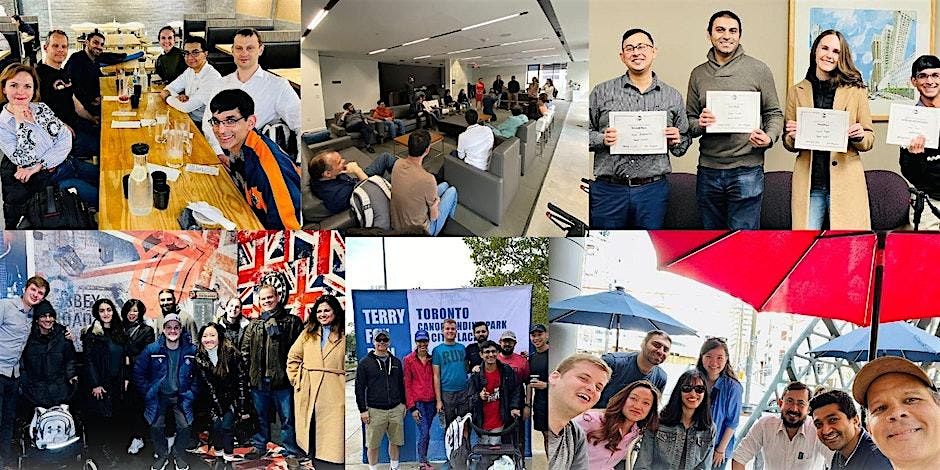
[128,437,145,454]
[222,453,245,462]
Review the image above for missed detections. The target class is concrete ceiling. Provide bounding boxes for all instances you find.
[301,0,587,68]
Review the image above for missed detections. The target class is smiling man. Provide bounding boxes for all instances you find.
[852,356,940,470]
[732,381,833,470]
[355,330,405,470]
[161,35,221,125]
[595,329,669,409]
[208,88,301,229]
[588,28,690,230]
[687,10,783,230]
[809,389,891,470]
[547,353,611,470]
[900,55,940,229]
[65,31,106,118]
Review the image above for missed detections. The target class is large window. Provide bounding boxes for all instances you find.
[526,63,568,99]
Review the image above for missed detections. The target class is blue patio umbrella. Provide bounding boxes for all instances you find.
[549,287,697,349]
[809,321,940,362]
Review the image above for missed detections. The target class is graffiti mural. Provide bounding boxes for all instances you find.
[237,230,345,322]
[0,231,28,300]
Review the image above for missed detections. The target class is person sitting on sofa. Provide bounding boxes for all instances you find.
[457,89,469,112]
[449,109,494,172]
[443,89,455,108]
[308,149,398,215]
[371,100,405,139]
[390,130,457,236]
[489,105,529,139]
[338,102,376,153]
[482,90,497,121]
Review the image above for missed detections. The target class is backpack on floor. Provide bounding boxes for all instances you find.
[30,404,79,450]
[350,175,392,229]
[17,186,95,229]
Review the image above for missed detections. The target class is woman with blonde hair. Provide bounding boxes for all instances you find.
[287,294,346,469]
[783,29,874,229]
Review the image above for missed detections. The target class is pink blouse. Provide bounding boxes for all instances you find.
[574,409,642,470]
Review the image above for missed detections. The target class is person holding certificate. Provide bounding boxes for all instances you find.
[686,10,783,230]
[783,30,874,230]
[587,28,690,229]
[900,55,940,230]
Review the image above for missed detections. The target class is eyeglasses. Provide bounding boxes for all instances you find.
[209,116,247,129]
[375,337,389,343]
[623,43,652,53]
[182,50,205,57]
[681,384,707,394]
[165,325,182,332]
[916,72,940,81]
[482,350,499,355]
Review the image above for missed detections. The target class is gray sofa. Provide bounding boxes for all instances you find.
[443,136,521,225]
[515,120,537,176]
[327,105,420,144]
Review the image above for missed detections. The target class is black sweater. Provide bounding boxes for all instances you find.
[355,351,405,412]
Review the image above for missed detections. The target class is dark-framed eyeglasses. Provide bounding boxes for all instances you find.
[209,116,247,128]
[916,72,940,81]
[182,50,205,57]
[622,43,652,53]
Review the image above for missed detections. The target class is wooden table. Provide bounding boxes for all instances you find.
[393,131,445,174]
[270,68,300,89]
[98,77,263,230]
[216,44,232,55]
[101,56,155,76]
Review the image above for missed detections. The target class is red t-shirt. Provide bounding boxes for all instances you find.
[475,82,485,101]
[482,367,502,430]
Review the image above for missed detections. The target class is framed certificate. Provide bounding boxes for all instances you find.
[886,103,940,149]
[609,111,667,155]
[705,91,761,133]
[794,107,849,152]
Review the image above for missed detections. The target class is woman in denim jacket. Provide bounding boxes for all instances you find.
[635,370,716,470]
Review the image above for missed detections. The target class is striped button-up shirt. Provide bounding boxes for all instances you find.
[589,73,690,179]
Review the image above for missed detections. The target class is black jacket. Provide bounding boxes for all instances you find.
[355,351,405,412]
[194,347,249,418]
[901,145,940,199]
[507,79,520,94]
[80,321,128,417]
[124,321,155,364]
[20,322,77,407]
[469,361,523,439]
[239,307,302,389]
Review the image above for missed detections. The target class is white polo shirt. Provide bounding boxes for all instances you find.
[166,63,223,123]
[202,65,300,155]
[732,415,833,470]
[456,124,495,171]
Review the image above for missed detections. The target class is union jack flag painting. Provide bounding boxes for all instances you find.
[237,230,345,321]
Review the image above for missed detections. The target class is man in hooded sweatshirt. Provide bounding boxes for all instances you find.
[356,330,406,470]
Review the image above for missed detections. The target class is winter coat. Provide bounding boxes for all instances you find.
[132,333,198,425]
[80,321,128,418]
[20,322,77,407]
[216,313,249,349]
[240,307,302,389]
[124,321,155,364]
[194,347,248,418]
[287,328,345,463]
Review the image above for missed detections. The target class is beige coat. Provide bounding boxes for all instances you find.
[287,329,346,464]
[783,80,874,229]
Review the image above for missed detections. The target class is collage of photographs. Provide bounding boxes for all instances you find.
[0,0,937,470]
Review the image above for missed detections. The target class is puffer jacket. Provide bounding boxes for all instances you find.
[239,307,302,389]
[20,322,76,407]
[194,347,249,418]
[133,332,198,425]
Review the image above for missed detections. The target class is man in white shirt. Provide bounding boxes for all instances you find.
[160,35,221,126]
[451,109,494,171]
[732,381,833,470]
[202,28,299,158]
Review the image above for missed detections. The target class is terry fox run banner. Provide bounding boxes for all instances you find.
[352,286,533,463]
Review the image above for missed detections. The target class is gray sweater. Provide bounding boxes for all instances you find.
[549,421,589,470]
[686,45,783,169]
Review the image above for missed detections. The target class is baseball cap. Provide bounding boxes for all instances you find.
[529,323,547,333]
[163,313,182,326]
[374,329,390,340]
[500,330,517,341]
[415,330,429,341]
[852,356,936,408]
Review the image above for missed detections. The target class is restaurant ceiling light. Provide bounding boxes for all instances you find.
[500,38,543,47]
[460,56,482,60]
[521,48,555,53]
[413,55,431,59]
[447,48,473,55]
[492,58,514,62]
[403,37,430,46]
[461,12,527,31]
[368,48,388,55]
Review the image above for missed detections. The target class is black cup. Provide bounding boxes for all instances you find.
[130,94,140,109]
[134,84,142,97]
[122,174,130,198]
[153,183,170,210]
[152,171,167,187]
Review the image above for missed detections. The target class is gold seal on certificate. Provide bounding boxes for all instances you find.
[609,111,667,155]
[794,107,849,153]
[705,90,761,133]
[886,104,940,149]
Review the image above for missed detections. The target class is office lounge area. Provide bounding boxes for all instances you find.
[300,0,588,236]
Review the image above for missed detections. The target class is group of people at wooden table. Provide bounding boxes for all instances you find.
[0,23,301,230]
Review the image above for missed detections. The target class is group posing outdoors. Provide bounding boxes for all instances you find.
[549,329,939,470]
[0,276,346,470]
[590,9,940,230]
[0,24,301,229]
[354,320,550,470]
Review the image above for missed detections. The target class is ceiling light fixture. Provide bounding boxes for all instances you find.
[403,37,430,46]
[460,56,482,60]
[307,9,328,31]
[447,48,473,55]
[461,11,527,31]
[368,48,387,55]
[500,38,543,47]
[413,55,431,59]
[521,48,555,54]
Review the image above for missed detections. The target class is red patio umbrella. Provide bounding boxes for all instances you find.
[648,230,940,360]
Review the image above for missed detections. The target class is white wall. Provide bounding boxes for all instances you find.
[319,56,380,117]
[566,60,588,102]
[447,59,472,95]
[301,49,326,132]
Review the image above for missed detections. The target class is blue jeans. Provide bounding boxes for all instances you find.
[50,157,99,206]
[250,383,303,457]
[589,177,669,229]
[364,152,398,181]
[429,182,457,236]
[347,121,375,146]
[0,375,18,466]
[382,119,405,138]
[69,118,100,161]
[414,400,437,463]
[696,165,764,229]
[150,395,191,466]
[808,189,830,229]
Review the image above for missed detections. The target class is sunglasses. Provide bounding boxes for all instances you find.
[681,384,706,394]
[375,337,389,343]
